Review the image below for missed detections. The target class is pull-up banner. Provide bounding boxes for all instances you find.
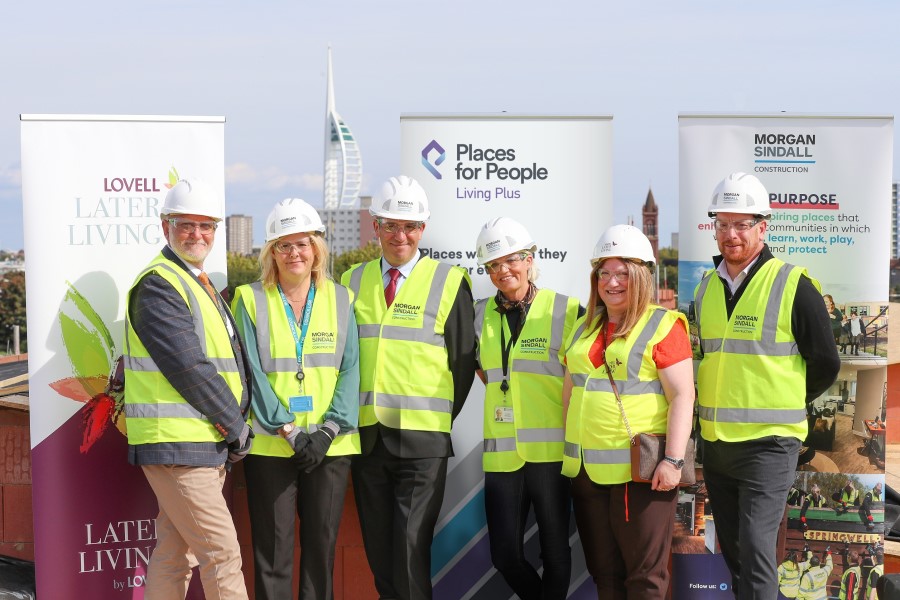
[677,113,892,599]
[401,114,613,599]
[21,114,226,599]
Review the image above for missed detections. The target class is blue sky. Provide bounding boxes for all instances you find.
[2,1,898,251]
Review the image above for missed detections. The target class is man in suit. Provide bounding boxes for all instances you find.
[124,179,253,600]
[342,176,476,600]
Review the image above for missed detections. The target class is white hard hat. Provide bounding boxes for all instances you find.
[707,172,772,218]
[265,198,325,242]
[475,217,536,265]
[592,224,655,269]
[162,179,223,221]
[369,176,430,221]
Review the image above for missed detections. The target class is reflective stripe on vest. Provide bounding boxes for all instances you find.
[476,289,579,471]
[695,258,811,442]
[343,257,467,432]
[236,280,360,457]
[562,306,682,484]
[124,256,242,445]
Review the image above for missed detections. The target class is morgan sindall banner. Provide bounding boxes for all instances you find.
[676,114,891,599]
[20,114,226,598]
[401,114,613,599]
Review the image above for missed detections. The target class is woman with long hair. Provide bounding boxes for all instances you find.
[562,224,694,599]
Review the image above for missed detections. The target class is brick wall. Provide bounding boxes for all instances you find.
[0,408,32,561]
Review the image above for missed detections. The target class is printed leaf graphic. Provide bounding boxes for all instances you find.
[168,166,180,188]
[50,375,106,402]
[58,286,114,382]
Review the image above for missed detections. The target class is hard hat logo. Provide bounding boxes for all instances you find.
[485,240,503,253]
[370,176,431,221]
[722,192,741,205]
[591,224,655,267]
[474,217,536,266]
[265,198,325,242]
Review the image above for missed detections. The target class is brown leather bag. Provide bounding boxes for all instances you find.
[600,339,695,486]
[629,433,696,486]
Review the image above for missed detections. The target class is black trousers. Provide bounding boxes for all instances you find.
[244,453,350,600]
[484,463,572,600]
[351,442,447,600]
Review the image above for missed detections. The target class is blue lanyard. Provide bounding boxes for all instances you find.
[277,282,315,385]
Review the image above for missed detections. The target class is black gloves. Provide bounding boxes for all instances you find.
[227,423,254,463]
[292,429,335,472]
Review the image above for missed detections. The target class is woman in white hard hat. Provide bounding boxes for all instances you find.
[231,198,360,600]
[473,217,582,600]
[561,224,694,599]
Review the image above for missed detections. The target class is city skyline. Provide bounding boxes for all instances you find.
[1,2,898,251]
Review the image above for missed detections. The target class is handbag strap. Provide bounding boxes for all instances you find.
[601,325,636,445]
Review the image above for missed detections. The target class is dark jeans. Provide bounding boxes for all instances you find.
[703,436,800,600]
[484,462,572,600]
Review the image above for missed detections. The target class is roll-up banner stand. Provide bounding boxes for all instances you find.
[20,114,226,598]
[677,114,892,598]
[401,114,612,599]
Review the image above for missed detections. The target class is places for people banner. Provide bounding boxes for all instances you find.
[401,114,613,598]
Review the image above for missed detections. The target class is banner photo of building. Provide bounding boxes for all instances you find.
[675,114,892,599]
[20,114,226,598]
[401,114,612,599]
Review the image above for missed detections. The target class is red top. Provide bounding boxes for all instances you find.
[587,318,691,370]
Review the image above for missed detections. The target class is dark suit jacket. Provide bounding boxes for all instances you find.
[358,265,477,459]
[127,246,251,467]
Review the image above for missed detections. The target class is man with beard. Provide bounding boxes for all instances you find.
[124,179,253,600]
[694,172,840,599]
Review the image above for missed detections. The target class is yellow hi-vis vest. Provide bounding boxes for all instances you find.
[475,289,580,472]
[562,305,685,484]
[695,258,815,443]
[797,554,832,600]
[840,565,862,600]
[865,564,883,600]
[778,553,811,598]
[342,257,470,432]
[232,280,360,457]
[124,254,243,445]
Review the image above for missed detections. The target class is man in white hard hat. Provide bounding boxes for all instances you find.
[342,175,476,600]
[123,179,253,600]
[693,172,839,599]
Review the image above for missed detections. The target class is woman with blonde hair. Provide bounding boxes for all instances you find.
[232,198,359,600]
[562,224,694,599]
[473,217,582,599]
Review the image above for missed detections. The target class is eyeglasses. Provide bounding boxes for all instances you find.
[274,240,312,254]
[713,218,761,233]
[168,218,218,235]
[378,220,423,235]
[484,253,529,274]
[596,269,629,283]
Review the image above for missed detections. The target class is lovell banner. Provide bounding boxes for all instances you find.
[21,114,226,599]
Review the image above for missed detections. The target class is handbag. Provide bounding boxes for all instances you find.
[601,343,696,486]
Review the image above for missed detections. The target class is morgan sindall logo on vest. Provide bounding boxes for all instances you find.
[421,139,446,179]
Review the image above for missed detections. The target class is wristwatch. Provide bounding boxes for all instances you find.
[663,455,685,469]
[279,423,295,438]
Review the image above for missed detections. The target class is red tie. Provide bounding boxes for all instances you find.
[198,271,220,307]
[384,268,401,307]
